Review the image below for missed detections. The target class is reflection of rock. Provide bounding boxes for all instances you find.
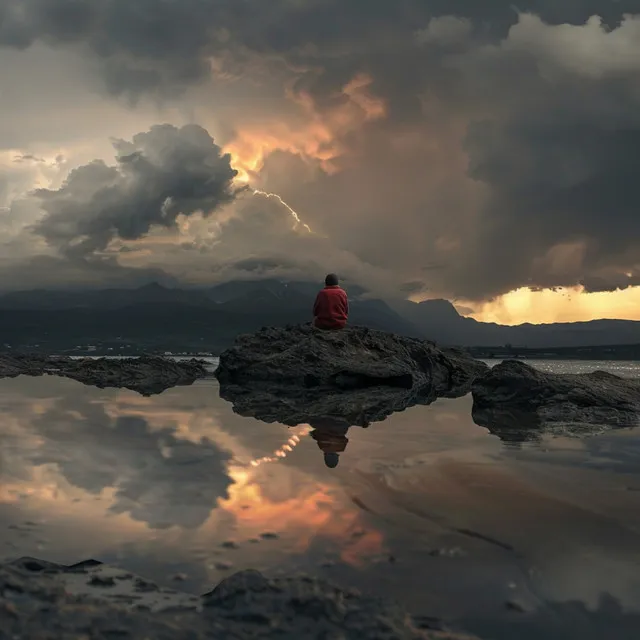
[219,382,439,427]
[471,406,546,444]
[0,353,208,396]
[472,360,640,436]
[216,325,487,425]
[1,558,478,639]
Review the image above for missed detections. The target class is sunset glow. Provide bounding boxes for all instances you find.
[223,73,386,182]
[467,286,640,325]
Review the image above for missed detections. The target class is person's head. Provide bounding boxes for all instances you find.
[325,273,339,287]
[324,452,340,468]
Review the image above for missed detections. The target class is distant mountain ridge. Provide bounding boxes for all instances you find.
[0,280,638,351]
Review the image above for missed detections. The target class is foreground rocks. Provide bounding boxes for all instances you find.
[215,325,488,426]
[0,353,208,396]
[472,360,640,438]
[0,557,477,640]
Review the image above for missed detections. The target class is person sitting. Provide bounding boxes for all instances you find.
[309,418,350,469]
[313,273,348,330]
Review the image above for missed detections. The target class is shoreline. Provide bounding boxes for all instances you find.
[0,556,475,639]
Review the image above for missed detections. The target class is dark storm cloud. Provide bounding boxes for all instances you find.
[5,1,638,96]
[4,0,640,298]
[29,392,234,529]
[440,13,640,298]
[0,254,180,291]
[32,123,240,258]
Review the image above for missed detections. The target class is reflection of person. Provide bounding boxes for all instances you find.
[312,273,349,330]
[309,418,350,468]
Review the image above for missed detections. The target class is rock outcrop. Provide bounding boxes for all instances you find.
[215,325,488,425]
[0,353,208,396]
[472,360,640,437]
[0,557,477,640]
[218,383,439,427]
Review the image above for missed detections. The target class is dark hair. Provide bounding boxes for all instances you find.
[324,452,340,468]
[325,273,339,286]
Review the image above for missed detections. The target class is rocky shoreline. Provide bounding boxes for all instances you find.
[0,353,209,396]
[472,359,640,438]
[0,557,476,639]
[2,326,640,636]
[0,325,638,431]
[215,325,640,434]
[215,325,488,426]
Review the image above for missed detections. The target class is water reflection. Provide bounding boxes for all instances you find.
[0,376,384,584]
[2,374,640,639]
[308,418,352,469]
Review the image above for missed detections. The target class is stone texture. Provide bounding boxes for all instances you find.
[216,325,488,426]
[0,559,478,640]
[472,360,640,438]
[0,353,208,395]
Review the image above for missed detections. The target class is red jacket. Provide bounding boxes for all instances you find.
[313,286,349,329]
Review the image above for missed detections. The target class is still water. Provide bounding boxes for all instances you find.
[1,360,640,639]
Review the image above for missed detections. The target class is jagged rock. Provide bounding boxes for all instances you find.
[0,559,478,639]
[0,353,208,396]
[472,360,640,437]
[216,325,488,425]
[218,383,439,427]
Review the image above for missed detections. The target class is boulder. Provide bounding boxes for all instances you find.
[472,360,640,436]
[219,383,439,427]
[215,325,488,425]
[0,558,478,639]
[0,353,208,396]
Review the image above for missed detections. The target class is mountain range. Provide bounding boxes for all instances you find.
[0,280,638,353]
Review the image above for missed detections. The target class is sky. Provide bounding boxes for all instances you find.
[1,0,640,325]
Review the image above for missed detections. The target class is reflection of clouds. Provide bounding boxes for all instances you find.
[8,390,235,529]
[219,464,383,567]
[0,377,383,570]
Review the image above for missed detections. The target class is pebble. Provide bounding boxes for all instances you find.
[260,532,279,540]
[428,547,466,558]
[221,540,239,549]
[87,575,116,588]
[171,573,188,582]
[214,562,233,571]
[134,578,159,593]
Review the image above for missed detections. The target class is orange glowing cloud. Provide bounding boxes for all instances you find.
[224,73,386,184]
[467,285,640,325]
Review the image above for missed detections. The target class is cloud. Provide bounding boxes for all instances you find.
[440,12,640,298]
[2,2,640,302]
[32,124,240,259]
